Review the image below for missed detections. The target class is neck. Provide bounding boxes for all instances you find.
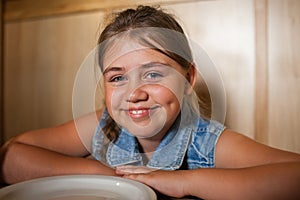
[137,138,160,163]
[137,137,160,153]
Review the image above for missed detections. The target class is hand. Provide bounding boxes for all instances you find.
[116,165,155,174]
[116,166,189,198]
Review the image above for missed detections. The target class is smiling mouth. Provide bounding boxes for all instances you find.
[127,106,160,119]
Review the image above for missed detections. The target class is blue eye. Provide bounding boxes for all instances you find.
[145,72,163,79]
[110,75,127,82]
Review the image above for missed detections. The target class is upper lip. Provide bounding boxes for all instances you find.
[129,107,150,111]
[123,105,160,111]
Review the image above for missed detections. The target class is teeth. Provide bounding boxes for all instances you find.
[132,110,143,115]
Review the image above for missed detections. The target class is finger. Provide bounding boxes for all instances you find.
[115,167,132,175]
[116,165,137,174]
[116,165,154,174]
[123,173,148,184]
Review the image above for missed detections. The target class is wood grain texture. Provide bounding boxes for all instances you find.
[4,11,104,140]
[0,1,4,144]
[268,0,300,152]
[254,0,269,144]
[4,0,201,21]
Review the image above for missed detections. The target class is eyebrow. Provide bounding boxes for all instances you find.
[141,62,169,69]
[103,62,169,75]
[103,67,125,75]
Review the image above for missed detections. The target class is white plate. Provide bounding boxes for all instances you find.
[0,175,157,200]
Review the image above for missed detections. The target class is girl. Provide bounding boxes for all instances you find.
[1,5,300,200]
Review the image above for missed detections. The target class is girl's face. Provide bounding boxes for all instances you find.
[102,47,194,140]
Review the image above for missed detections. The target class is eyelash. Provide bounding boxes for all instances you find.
[106,71,164,85]
[144,72,163,80]
[109,75,127,83]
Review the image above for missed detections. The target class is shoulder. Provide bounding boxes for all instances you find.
[191,118,225,143]
[185,118,226,168]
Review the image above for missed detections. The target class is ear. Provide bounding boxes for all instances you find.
[185,64,197,95]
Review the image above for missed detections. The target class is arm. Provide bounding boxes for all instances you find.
[0,110,117,185]
[118,130,300,199]
[120,162,300,200]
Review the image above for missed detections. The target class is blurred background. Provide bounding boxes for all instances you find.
[0,0,299,153]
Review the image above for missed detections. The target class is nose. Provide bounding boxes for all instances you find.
[126,86,149,103]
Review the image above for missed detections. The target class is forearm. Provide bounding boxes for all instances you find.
[185,162,300,200]
[1,142,116,184]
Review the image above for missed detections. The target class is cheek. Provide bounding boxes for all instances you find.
[105,86,126,110]
[150,87,182,124]
[156,82,186,103]
[104,86,114,109]
[150,85,183,107]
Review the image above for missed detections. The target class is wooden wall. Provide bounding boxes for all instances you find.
[2,0,300,153]
[268,0,300,152]
[4,11,104,139]
[0,1,3,144]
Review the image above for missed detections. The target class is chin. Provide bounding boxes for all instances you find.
[128,126,165,139]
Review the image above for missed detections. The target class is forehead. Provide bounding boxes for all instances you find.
[102,43,181,72]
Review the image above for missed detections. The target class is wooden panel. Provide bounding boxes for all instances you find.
[5,0,202,22]
[166,0,256,138]
[0,1,3,144]
[268,0,300,152]
[254,0,269,144]
[4,11,104,140]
